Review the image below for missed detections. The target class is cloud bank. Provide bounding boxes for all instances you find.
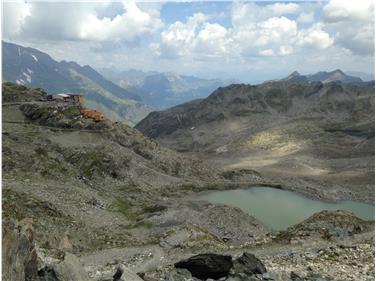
[2,0,374,82]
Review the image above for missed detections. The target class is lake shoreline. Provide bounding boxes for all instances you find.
[192,186,375,230]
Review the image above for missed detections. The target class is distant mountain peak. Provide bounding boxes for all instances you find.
[332,69,345,75]
[282,69,362,84]
[283,71,307,82]
[290,71,301,76]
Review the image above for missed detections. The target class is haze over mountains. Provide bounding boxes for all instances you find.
[2,41,233,123]
[99,68,230,109]
[2,41,373,128]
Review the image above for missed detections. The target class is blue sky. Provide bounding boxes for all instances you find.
[2,1,374,83]
[161,2,233,27]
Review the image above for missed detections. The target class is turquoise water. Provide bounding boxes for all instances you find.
[197,187,375,230]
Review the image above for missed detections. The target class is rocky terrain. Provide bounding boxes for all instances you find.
[2,82,374,281]
[136,80,375,203]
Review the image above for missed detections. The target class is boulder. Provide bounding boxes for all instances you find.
[110,265,144,281]
[162,268,200,281]
[38,265,59,281]
[2,218,39,281]
[174,253,233,280]
[54,252,92,281]
[232,253,267,275]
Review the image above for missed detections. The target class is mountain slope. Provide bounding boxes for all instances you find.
[2,41,152,125]
[283,69,363,83]
[3,82,224,253]
[136,80,375,202]
[100,68,228,109]
[346,71,374,82]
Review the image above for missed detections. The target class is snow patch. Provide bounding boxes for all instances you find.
[22,72,32,83]
[31,54,38,62]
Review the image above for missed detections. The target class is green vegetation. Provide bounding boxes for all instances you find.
[109,198,154,229]
[110,198,141,221]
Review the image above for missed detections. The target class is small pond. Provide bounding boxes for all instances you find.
[197,186,374,230]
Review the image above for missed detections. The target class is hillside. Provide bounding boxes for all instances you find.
[2,41,152,125]
[2,81,234,256]
[100,68,228,109]
[136,80,375,203]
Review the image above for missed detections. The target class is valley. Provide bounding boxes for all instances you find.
[2,41,231,126]
[2,0,375,280]
[99,68,229,109]
[2,80,374,281]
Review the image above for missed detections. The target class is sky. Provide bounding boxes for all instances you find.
[2,0,375,83]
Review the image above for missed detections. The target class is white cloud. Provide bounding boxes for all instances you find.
[323,0,374,23]
[232,2,300,27]
[79,2,163,41]
[196,23,229,56]
[232,15,299,57]
[297,24,334,49]
[156,13,232,59]
[2,1,373,83]
[2,2,31,38]
[156,2,338,60]
[322,0,374,55]
[265,3,300,16]
[297,12,315,24]
[3,2,163,43]
[156,13,207,59]
[279,45,294,56]
[259,49,275,57]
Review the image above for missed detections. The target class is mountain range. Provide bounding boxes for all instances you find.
[2,41,151,125]
[136,78,374,202]
[282,69,365,84]
[99,68,231,109]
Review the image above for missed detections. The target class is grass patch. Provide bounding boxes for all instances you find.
[110,198,141,221]
[127,220,153,229]
[109,199,154,229]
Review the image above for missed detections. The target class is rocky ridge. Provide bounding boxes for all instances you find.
[136,80,374,203]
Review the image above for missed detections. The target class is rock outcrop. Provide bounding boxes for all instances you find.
[2,218,39,281]
[175,253,233,279]
[232,253,267,275]
[275,210,374,243]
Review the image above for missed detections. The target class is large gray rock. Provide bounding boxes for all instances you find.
[161,268,200,281]
[175,253,233,280]
[38,252,92,281]
[54,253,92,281]
[112,265,144,281]
[2,218,39,281]
[232,253,267,275]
